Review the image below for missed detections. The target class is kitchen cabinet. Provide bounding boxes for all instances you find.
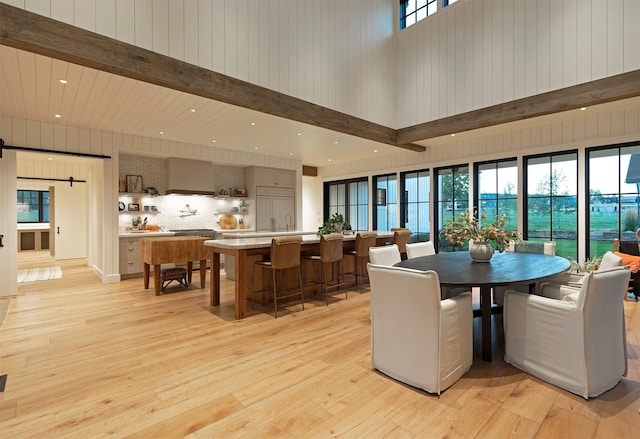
[247,166,295,189]
[119,237,143,278]
[256,187,295,231]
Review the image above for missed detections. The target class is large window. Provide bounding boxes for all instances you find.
[587,143,640,258]
[373,174,397,231]
[524,152,578,260]
[324,178,369,232]
[435,165,469,251]
[400,0,436,30]
[17,190,49,223]
[400,169,430,242]
[475,159,518,232]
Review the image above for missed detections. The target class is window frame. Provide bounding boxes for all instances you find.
[17,189,50,224]
[523,150,579,259]
[434,164,469,251]
[323,177,369,232]
[372,173,398,232]
[473,158,518,232]
[585,141,640,258]
[400,168,431,243]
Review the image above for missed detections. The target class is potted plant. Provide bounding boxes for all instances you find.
[318,213,349,235]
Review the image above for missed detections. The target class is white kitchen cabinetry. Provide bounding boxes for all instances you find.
[119,237,142,278]
[255,187,295,231]
[251,167,295,188]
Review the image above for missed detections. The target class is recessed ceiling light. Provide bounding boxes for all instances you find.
[211,140,217,143]
[374,149,378,153]
[159,131,164,135]
[289,152,293,156]
[451,134,456,137]
[328,159,332,162]
[190,108,196,112]
[254,146,259,150]
[48,157,53,161]
[297,133,301,136]
[54,114,61,118]
[580,107,587,111]
[334,141,338,144]
[59,79,67,84]
[251,122,256,126]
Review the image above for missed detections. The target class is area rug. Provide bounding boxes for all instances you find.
[17,266,62,283]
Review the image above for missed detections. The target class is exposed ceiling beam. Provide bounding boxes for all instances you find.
[397,69,640,144]
[0,3,425,153]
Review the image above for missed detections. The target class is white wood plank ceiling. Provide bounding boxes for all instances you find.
[0,46,400,167]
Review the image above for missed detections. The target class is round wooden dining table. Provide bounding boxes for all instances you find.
[394,251,571,361]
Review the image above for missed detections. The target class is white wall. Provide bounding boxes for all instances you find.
[396,0,640,128]
[5,0,397,128]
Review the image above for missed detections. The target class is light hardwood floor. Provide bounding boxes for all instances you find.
[1,255,639,438]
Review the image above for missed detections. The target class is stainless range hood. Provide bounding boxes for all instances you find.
[166,158,216,195]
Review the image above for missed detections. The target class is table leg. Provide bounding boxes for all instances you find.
[199,259,206,288]
[235,251,247,319]
[153,264,161,296]
[143,263,150,289]
[187,261,193,284]
[480,285,492,361]
[210,251,221,307]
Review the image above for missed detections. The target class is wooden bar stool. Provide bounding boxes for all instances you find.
[391,228,412,260]
[252,236,305,318]
[344,232,378,292]
[306,232,348,304]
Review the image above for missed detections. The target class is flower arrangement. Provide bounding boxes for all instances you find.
[443,210,519,253]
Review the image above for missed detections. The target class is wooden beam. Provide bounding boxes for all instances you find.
[396,70,640,144]
[302,165,318,177]
[0,3,424,153]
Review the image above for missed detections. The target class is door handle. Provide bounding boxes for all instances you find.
[57,227,60,234]
[0,234,3,247]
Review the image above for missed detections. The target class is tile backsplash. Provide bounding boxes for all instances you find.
[119,154,249,231]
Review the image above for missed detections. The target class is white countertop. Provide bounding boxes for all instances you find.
[119,231,176,238]
[205,231,393,250]
[221,230,317,239]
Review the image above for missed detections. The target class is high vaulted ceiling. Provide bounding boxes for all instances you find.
[1,3,639,169]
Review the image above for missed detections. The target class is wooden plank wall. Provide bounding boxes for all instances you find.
[396,0,640,128]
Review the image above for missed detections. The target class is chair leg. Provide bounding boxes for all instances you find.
[322,262,328,305]
[298,266,305,311]
[340,260,348,299]
[273,269,278,319]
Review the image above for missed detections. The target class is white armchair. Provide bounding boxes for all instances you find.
[504,266,630,399]
[369,244,401,266]
[367,263,473,395]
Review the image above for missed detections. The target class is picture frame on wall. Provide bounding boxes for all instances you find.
[127,203,140,212]
[126,174,143,193]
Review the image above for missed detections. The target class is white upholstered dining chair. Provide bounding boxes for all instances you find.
[367,263,472,395]
[503,266,630,399]
[405,241,436,259]
[368,244,401,266]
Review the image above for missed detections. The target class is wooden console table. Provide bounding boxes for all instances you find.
[139,236,209,295]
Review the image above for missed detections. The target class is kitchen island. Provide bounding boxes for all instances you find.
[139,236,209,295]
[205,232,393,319]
